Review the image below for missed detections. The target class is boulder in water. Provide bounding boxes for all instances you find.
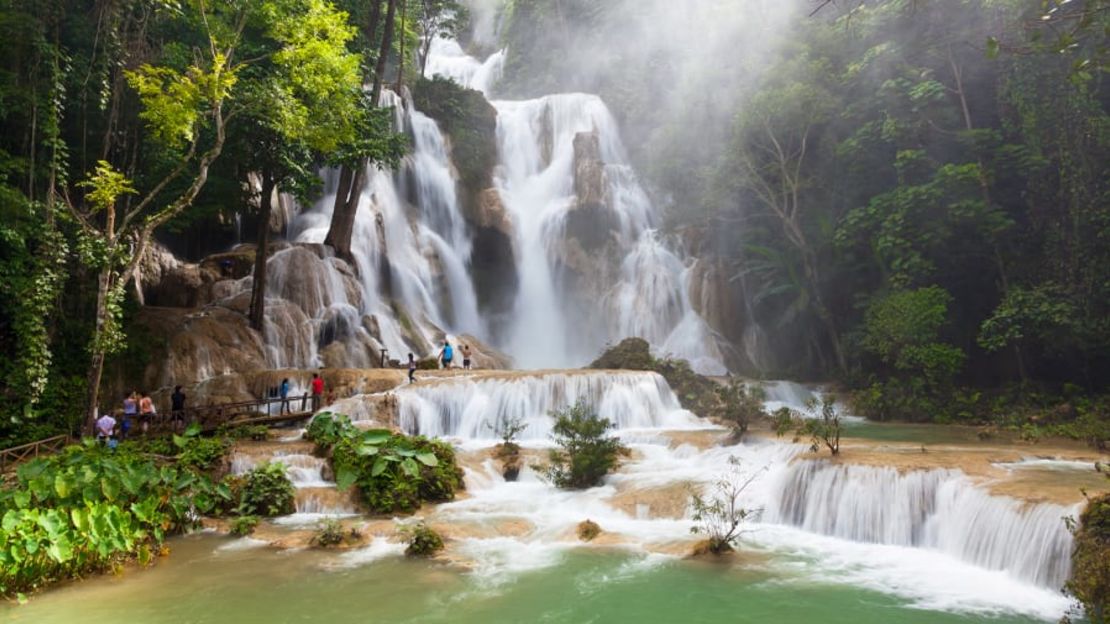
[576,519,602,542]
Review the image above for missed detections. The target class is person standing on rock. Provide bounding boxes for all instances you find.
[311,373,324,411]
[439,341,454,369]
[408,354,417,383]
[121,392,138,440]
[280,378,291,414]
[462,344,472,370]
[139,391,156,435]
[171,385,187,430]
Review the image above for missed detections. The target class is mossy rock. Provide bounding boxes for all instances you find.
[577,519,602,542]
[1068,492,1110,622]
[590,338,720,417]
[410,76,498,220]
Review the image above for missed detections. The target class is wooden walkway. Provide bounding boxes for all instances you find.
[0,394,320,471]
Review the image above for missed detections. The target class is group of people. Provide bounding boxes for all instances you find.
[276,373,326,413]
[95,387,187,447]
[406,341,473,383]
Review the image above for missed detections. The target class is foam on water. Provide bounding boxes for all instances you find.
[397,371,706,441]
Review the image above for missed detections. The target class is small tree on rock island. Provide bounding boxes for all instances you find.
[800,395,841,456]
[543,402,626,489]
[689,457,762,555]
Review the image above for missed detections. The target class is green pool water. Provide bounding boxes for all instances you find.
[4,534,1049,624]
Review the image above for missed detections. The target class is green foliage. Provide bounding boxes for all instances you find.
[862,287,965,382]
[229,515,260,537]
[238,462,296,518]
[689,457,759,555]
[410,76,497,208]
[173,424,232,471]
[488,412,528,450]
[307,413,464,514]
[0,441,228,596]
[798,396,841,456]
[543,402,625,490]
[401,522,444,557]
[714,380,766,438]
[310,517,355,548]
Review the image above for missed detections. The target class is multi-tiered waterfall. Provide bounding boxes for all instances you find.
[221,28,726,374]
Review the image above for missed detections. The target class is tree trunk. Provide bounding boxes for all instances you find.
[371,0,399,104]
[395,0,407,93]
[84,267,113,430]
[324,165,365,263]
[249,172,276,331]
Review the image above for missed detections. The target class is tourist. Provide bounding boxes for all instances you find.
[121,391,137,440]
[139,391,156,435]
[408,353,417,383]
[440,341,454,369]
[280,378,291,414]
[171,385,186,430]
[462,344,472,370]
[311,373,324,411]
[95,411,118,449]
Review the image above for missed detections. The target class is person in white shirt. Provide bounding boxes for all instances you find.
[96,413,118,449]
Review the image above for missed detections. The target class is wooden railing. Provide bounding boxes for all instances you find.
[161,393,319,433]
[0,394,321,471]
[0,434,71,472]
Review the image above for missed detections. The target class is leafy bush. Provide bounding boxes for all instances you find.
[715,380,767,438]
[229,515,260,536]
[305,411,357,447]
[543,402,626,489]
[238,462,295,517]
[490,413,527,481]
[401,522,444,557]
[218,424,271,441]
[308,413,465,514]
[689,457,760,555]
[310,517,351,548]
[0,441,228,596]
[798,396,841,455]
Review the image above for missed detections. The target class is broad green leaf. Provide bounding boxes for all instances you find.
[335,467,357,491]
[370,457,388,477]
[361,429,392,444]
[415,453,438,467]
[400,458,419,478]
[356,443,380,457]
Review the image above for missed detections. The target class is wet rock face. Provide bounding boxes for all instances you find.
[410,76,498,225]
[573,131,606,210]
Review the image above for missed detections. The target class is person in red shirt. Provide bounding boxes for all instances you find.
[311,373,324,411]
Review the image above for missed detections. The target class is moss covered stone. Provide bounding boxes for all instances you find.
[1069,491,1110,623]
[410,76,498,219]
[590,338,720,417]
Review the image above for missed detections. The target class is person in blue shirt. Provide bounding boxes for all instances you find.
[279,378,291,414]
[440,341,454,369]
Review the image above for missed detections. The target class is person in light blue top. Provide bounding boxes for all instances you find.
[279,378,291,414]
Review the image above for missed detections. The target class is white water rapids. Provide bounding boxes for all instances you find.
[285,371,1079,621]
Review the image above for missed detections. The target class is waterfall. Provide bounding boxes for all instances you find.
[396,371,704,440]
[765,460,1077,588]
[248,89,484,366]
[487,92,725,372]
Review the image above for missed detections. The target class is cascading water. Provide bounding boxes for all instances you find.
[487,91,725,372]
[395,371,707,440]
[240,89,486,367]
[766,460,1076,588]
